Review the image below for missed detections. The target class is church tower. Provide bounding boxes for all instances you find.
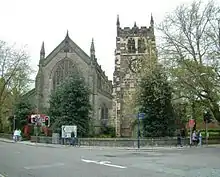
[112,14,157,137]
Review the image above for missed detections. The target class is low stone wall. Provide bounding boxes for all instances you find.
[0,133,12,139]
[78,138,179,147]
[30,136,220,147]
[0,133,219,147]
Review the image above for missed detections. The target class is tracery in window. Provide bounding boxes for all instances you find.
[127,38,136,53]
[53,59,74,90]
[138,38,146,53]
[100,104,108,127]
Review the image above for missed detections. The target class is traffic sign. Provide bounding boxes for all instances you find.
[138,113,145,119]
[189,119,195,128]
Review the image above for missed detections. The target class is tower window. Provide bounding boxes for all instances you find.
[127,38,136,53]
[138,38,146,53]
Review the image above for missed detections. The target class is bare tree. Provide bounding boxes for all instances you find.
[0,40,34,130]
[157,0,220,121]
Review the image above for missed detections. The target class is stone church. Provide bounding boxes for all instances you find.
[112,15,157,137]
[25,31,113,133]
[25,14,156,136]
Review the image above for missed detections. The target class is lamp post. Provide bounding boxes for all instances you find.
[13,115,16,131]
[114,100,118,137]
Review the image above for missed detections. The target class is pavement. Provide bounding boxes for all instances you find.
[0,138,220,177]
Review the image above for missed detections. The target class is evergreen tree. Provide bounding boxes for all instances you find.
[48,72,91,137]
[138,65,176,137]
[13,98,33,130]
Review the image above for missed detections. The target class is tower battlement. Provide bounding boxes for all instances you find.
[118,25,154,38]
[116,14,154,39]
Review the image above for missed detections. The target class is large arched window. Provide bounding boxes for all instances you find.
[100,104,108,120]
[52,59,74,90]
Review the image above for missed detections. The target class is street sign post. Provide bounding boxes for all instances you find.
[137,113,145,149]
[188,119,195,146]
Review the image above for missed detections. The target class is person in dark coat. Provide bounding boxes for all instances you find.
[177,130,183,147]
[71,131,75,146]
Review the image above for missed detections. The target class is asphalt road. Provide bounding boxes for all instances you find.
[0,142,220,177]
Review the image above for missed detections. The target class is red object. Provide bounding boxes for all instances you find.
[189,119,195,128]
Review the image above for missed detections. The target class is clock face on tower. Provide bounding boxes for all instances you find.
[129,58,142,73]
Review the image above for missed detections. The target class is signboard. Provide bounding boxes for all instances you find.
[30,114,49,125]
[138,113,145,119]
[189,119,195,128]
[61,125,77,138]
[31,114,41,124]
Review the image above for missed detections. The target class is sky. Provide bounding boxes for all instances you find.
[0,0,207,85]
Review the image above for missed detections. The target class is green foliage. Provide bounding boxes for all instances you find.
[100,126,116,138]
[158,1,220,122]
[13,98,33,130]
[138,65,176,137]
[48,72,91,137]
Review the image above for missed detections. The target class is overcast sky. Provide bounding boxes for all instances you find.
[0,0,209,83]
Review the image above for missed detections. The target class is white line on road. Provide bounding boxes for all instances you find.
[103,163,127,169]
[24,163,65,170]
[81,159,127,169]
[0,173,6,177]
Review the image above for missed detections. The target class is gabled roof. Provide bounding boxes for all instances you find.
[43,32,91,66]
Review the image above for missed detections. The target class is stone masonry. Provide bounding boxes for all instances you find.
[26,32,113,134]
[112,15,157,137]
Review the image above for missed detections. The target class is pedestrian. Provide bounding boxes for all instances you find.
[197,130,202,146]
[192,130,197,146]
[71,131,75,146]
[180,128,186,146]
[177,131,183,147]
[18,129,22,141]
[13,129,19,142]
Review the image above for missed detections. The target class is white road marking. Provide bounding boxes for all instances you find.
[81,159,127,169]
[24,163,65,170]
[103,163,127,169]
[0,173,6,177]
[99,161,111,165]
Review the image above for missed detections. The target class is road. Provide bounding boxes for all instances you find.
[0,142,220,177]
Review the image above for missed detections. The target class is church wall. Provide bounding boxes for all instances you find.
[42,52,90,109]
[35,33,113,136]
